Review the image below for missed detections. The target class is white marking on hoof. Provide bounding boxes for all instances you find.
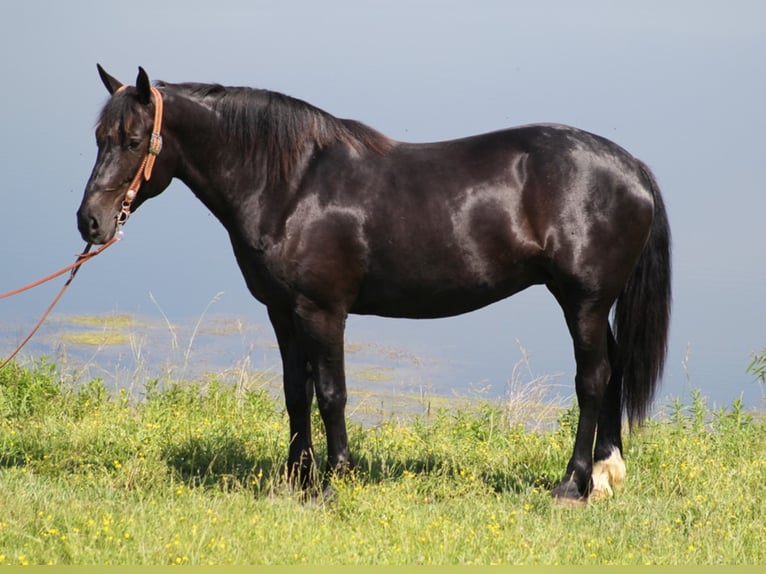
[590,448,626,501]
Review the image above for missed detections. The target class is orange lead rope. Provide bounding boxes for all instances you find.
[0,237,119,370]
[0,86,164,370]
[0,237,118,301]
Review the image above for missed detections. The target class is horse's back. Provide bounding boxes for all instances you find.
[360,124,652,299]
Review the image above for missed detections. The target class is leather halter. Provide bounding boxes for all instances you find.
[114,84,164,224]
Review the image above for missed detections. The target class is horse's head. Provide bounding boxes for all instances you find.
[77,65,174,244]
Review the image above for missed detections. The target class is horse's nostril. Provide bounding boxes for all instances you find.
[77,208,101,242]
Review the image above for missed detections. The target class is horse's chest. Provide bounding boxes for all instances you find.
[229,238,290,306]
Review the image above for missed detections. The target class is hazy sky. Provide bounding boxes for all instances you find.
[1,1,764,407]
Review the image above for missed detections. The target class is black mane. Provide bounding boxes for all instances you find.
[157,81,393,184]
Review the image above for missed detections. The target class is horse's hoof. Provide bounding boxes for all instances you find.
[551,478,588,507]
[320,482,337,503]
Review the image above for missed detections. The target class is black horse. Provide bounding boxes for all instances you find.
[78,66,671,504]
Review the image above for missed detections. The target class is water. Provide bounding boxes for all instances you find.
[3,302,762,426]
[0,311,471,424]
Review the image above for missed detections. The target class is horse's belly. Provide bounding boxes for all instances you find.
[349,271,541,319]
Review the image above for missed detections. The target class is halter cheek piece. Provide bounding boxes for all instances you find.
[113,84,164,225]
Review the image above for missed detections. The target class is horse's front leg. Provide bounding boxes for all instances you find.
[268,307,316,488]
[294,298,352,478]
[270,300,352,492]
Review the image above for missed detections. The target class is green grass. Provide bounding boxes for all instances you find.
[0,360,764,565]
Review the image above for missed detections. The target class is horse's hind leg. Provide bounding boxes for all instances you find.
[590,326,626,500]
[550,295,613,504]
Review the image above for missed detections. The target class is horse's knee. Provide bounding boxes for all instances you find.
[316,382,347,415]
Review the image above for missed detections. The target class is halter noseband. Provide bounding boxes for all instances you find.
[114,84,164,225]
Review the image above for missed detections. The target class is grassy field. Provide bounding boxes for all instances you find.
[0,360,763,565]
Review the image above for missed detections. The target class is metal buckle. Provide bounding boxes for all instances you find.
[118,189,136,225]
[149,133,163,155]
[117,205,131,225]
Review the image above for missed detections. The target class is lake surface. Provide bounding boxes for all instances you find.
[2,304,763,425]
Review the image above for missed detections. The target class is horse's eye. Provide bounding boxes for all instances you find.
[127,139,142,151]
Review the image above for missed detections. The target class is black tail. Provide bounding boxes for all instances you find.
[613,162,672,426]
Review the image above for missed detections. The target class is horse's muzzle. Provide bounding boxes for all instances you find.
[76,204,117,245]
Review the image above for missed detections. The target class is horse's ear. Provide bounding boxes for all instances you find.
[97,63,123,95]
[136,66,152,105]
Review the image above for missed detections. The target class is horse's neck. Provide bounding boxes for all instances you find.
[165,91,319,237]
[167,97,257,221]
